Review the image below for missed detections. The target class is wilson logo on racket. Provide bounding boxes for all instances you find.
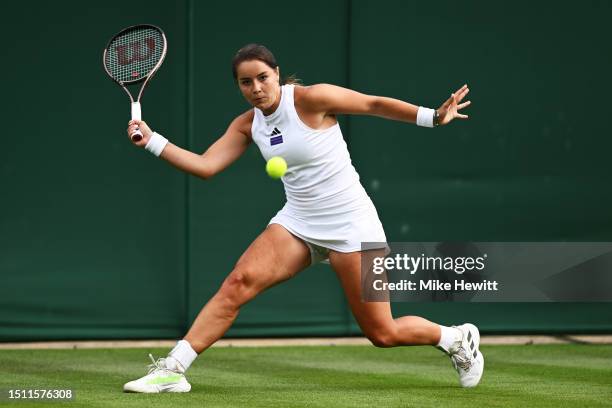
[103,24,167,142]
[116,38,156,66]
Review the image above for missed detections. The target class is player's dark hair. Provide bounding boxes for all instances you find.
[232,43,300,85]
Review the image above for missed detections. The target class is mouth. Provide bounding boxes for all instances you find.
[254,96,266,103]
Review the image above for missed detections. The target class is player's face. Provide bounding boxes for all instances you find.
[236,60,281,114]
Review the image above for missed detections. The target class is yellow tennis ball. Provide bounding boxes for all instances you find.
[266,156,287,179]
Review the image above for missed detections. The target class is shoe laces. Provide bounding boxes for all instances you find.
[450,347,473,371]
[146,353,175,375]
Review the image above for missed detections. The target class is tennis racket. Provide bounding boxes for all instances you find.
[103,24,167,142]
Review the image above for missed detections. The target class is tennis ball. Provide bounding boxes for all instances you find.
[266,156,287,179]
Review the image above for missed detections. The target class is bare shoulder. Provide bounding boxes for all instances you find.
[294,83,339,110]
[294,83,374,115]
[294,83,335,101]
[230,109,255,138]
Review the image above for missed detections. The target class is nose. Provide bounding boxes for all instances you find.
[253,80,262,94]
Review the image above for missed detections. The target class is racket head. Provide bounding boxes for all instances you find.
[103,24,167,86]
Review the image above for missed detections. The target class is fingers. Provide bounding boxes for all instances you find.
[454,84,470,102]
[126,119,152,146]
[457,100,471,110]
[447,85,471,113]
[127,120,143,141]
[443,92,455,107]
[127,120,140,132]
[127,120,140,128]
[454,84,468,94]
[438,86,471,125]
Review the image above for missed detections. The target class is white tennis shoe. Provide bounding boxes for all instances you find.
[123,354,191,393]
[447,323,484,388]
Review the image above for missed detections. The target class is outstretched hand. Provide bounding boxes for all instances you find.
[437,84,471,126]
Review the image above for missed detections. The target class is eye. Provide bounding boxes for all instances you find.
[259,75,268,82]
[241,79,251,85]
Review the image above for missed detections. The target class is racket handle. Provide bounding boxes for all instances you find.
[130,101,143,142]
[131,129,143,142]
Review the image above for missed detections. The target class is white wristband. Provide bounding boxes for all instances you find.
[145,132,169,157]
[416,106,435,128]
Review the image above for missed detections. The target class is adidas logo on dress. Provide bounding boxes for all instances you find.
[269,127,283,146]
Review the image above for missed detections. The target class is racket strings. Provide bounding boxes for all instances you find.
[105,27,164,84]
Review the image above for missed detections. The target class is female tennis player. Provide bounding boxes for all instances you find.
[123,44,481,393]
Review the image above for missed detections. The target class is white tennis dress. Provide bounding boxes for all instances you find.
[251,84,387,262]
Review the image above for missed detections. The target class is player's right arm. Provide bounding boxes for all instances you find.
[127,110,254,180]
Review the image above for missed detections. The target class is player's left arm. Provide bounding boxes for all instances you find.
[301,83,471,126]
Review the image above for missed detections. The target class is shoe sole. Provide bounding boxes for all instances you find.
[123,380,191,393]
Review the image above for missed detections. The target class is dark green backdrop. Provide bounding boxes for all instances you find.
[1,0,610,341]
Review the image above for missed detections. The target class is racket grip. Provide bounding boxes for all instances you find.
[130,101,143,142]
[131,128,143,142]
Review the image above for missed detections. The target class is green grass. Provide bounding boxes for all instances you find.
[0,344,611,407]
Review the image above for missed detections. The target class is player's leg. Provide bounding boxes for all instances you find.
[329,250,484,387]
[124,224,310,393]
[329,250,440,346]
[183,223,311,352]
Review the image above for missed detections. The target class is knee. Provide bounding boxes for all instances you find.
[217,267,257,308]
[366,326,399,348]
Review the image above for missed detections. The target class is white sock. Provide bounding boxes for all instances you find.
[166,339,198,373]
[437,325,462,354]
